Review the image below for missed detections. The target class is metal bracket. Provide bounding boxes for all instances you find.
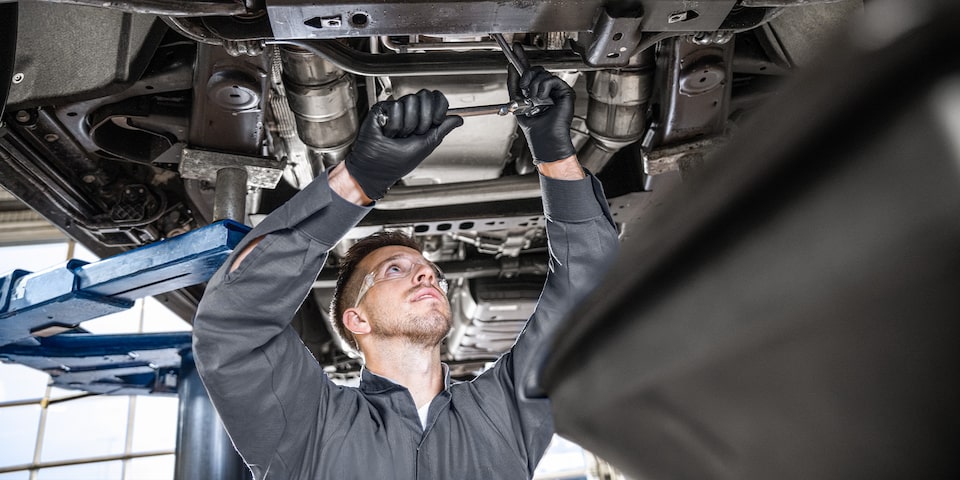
[573,7,644,67]
[647,36,735,147]
[180,147,285,189]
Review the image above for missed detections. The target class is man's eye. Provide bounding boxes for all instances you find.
[384,264,403,276]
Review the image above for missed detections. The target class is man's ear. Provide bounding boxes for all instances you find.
[342,308,371,336]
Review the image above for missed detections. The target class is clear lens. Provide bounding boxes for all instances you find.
[353,255,447,308]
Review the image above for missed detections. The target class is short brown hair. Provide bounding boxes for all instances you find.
[329,231,423,351]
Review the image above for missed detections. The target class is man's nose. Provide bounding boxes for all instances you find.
[413,262,436,285]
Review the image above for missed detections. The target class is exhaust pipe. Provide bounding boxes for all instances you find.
[279,46,358,169]
[579,56,654,172]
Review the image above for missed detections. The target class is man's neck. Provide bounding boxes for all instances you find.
[363,340,444,409]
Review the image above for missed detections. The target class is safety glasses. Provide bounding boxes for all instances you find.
[353,254,449,308]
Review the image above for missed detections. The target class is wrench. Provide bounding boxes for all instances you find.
[375,100,543,127]
[374,33,552,127]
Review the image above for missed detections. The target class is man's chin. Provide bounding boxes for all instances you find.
[374,311,451,347]
[414,313,452,346]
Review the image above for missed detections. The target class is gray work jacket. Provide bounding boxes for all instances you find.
[193,169,619,480]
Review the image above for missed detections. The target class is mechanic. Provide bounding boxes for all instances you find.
[192,59,620,479]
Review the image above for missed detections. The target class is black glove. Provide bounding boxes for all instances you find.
[346,89,463,200]
[507,45,576,164]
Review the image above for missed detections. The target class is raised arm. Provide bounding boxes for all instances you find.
[192,90,462,478]
[470,48,620,475]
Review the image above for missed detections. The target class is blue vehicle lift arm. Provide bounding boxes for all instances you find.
[0,219,249,395]
[0,219,252,479]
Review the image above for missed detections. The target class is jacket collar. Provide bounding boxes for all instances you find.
[359,363,452,394]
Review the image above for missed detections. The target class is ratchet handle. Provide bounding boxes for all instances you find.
[374,98,554,126]
[374,105,500,127]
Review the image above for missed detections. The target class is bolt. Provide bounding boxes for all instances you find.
[82,174,97,184]
[15,110,30,123]
[44,133,59,142]
[12,72,24,84]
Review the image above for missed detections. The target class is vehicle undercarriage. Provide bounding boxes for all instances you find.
[0,0,863,378]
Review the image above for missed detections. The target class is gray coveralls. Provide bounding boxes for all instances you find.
[193,169,619,479]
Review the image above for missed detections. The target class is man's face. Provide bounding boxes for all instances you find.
[353,245,452,346]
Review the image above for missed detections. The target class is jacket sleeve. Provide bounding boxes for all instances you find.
[192,169,370,479]
[469,172,620,475]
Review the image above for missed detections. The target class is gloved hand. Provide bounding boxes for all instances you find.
[346,89,463,200]
[507,45,576,164]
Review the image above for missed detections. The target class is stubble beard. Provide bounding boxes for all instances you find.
[371,304,452,347]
